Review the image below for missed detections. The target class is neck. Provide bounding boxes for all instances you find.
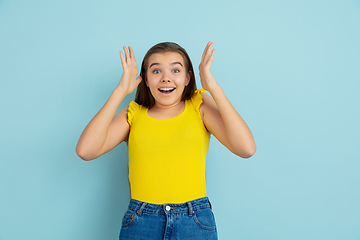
[152,100,183,111]
[147,100,186,119]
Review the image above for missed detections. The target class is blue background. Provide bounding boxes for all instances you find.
[1,0,359,239]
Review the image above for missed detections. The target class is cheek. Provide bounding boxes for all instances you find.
[146,75,158,87]
[174,75,188,85]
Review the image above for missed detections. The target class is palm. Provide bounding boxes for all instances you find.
[118,46,142,95]
[199,42,217,92]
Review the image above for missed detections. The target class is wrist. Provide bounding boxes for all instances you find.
[113,87,128,99]
[207,82,222,95]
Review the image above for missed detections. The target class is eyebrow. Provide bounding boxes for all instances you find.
[149,62,184,69]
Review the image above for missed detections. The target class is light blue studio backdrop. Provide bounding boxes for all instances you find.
[0,0,359,239]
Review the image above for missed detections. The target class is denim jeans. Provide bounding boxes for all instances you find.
[119,197,218,240]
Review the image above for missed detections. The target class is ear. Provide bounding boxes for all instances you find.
[185,72,191,86]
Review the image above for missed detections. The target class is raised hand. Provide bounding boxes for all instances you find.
[117,46,142,95]
[199,41,219,92]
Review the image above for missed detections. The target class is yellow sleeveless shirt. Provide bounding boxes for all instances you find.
[127,89,210,204]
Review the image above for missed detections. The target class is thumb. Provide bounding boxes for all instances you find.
[136,75,143,83]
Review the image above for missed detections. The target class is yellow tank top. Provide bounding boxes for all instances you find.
[127,89,210,204]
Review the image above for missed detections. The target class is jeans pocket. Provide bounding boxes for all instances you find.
[192,207,217,231]
[121,209,138,228]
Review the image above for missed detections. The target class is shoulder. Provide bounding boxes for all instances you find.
[190,89,210,119]
[189,89,218,120]
[127,101,143,126]
[198,91,218,119]
[113,106,129,122]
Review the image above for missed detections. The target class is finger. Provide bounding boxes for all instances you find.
[208,49,215,66]
[129,46,136,63]
[123,46,130,62]
[202,42,211,62]
[120,51,126,66]
[205,42,214,62]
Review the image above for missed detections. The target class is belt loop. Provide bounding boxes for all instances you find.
[187,201,193,216]
[137,202,146,216]
[208,199,212,209]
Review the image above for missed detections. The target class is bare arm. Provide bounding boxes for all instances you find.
[199,42,256,158]
[76,46,142,160]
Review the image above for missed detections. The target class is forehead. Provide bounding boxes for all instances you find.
[147,52,185,67]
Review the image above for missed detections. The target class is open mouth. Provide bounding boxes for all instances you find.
[158,87,176,94]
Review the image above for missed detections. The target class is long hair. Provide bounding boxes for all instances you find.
[135,42,196,108]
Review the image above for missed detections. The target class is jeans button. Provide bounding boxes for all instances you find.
[165,205,171,211]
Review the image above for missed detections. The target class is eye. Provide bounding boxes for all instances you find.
[172,69,180,73]
[153,70,160,74]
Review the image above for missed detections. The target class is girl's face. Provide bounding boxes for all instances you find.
[146,52,190,108]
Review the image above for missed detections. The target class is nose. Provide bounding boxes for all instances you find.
[161,71,171,83]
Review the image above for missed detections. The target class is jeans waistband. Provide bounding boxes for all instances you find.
[128,197,212,216]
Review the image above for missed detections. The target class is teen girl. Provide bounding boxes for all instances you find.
[76,42,256,239]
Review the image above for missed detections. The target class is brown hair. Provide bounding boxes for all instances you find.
[135,42,196,107]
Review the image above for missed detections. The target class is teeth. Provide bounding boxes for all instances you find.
[159,88,175,91]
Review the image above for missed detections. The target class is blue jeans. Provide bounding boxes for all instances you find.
[119,197,218,240]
